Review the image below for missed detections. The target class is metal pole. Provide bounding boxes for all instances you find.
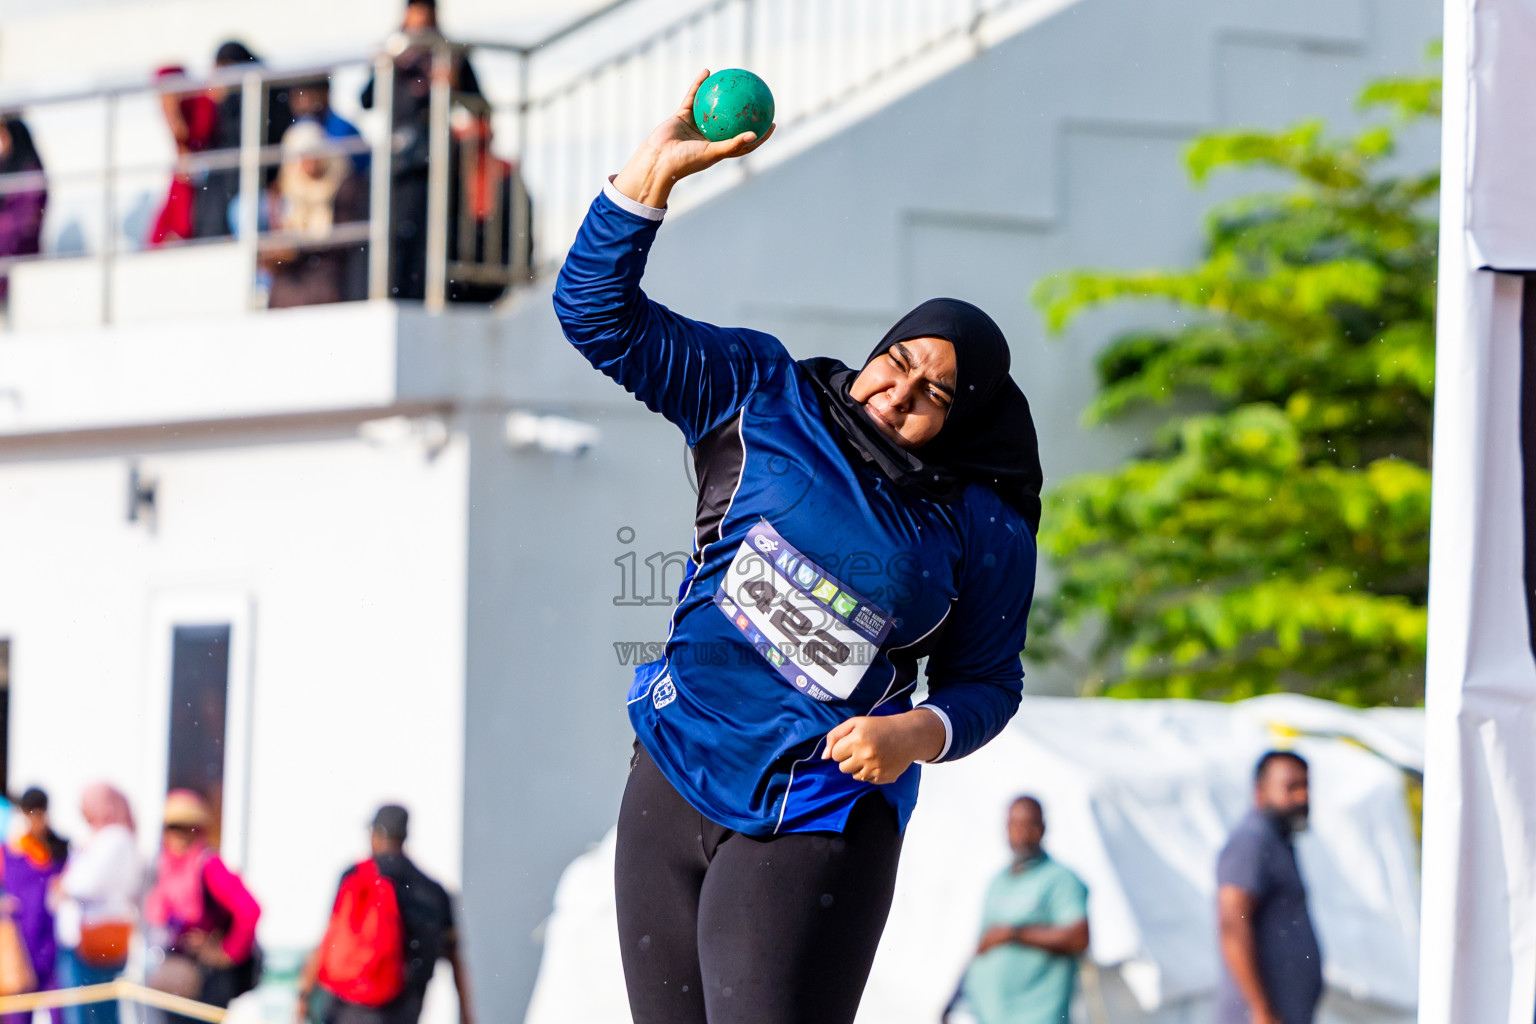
[739,0,757,181]
[482,118,501,275]
[742,0,756,69]
[368,51,394,301]
[456,122,473,267]
[101,94,117,325]
[424,42,453,313]
[514,51,532,278]
[236,69,264,310]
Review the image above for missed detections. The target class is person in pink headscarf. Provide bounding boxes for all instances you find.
[144,791,261,1023]
[56,784,141,1024]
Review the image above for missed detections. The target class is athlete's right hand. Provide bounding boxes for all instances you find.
[611,70,776,208]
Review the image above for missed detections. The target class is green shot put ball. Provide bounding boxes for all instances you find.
[693,69,775,142]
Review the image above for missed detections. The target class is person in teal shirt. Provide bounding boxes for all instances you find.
[956,797,1090,1024]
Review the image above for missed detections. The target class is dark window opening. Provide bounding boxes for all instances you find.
[167,625,230,847]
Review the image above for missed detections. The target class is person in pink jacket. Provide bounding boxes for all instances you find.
[144,791,261,1020]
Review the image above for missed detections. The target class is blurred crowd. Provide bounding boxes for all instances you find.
[0,784,258,1024]
[0,785,465,1024]
[0,0,531,316]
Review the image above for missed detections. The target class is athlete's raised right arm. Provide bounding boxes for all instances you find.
[553,71,783,446]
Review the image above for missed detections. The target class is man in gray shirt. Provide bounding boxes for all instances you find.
[1215,751,1323,1024]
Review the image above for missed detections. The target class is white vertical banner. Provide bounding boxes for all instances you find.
[1421,0,1536,1020]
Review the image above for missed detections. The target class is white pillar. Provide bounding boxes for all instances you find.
[1419,1,1536,1019]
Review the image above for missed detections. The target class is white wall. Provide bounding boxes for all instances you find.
[0,421,468,967]
[8,245,252,331]
[0,302,402,435]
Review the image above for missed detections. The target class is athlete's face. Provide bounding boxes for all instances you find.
[849,336,957,450]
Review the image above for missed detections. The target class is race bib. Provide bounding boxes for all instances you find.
[714,520,895,702]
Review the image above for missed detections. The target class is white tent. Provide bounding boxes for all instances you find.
[1422,0,1536,1020]
[524,695,1422,1024]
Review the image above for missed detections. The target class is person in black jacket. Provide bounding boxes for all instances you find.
[194,41,294,239]
[361,0,482,300]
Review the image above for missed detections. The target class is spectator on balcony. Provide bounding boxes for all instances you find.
[264,120,369,309]
[290,77,367,176]
[0,115,46,308]
[361,0,482,301]
[148,66,218,247]
[445,111,530,304]
[196,41,296,239]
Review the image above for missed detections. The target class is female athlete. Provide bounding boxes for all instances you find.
[553,72,1042,1024]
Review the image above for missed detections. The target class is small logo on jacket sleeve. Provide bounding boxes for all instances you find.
[653,675,677,709]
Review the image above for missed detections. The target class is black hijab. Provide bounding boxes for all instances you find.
[0,117,42,176]
[799,298,1043,531]
[214,41,261,67]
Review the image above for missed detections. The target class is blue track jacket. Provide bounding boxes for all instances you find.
[554,186,1037,835]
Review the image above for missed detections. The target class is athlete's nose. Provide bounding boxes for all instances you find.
[886,376,913,411]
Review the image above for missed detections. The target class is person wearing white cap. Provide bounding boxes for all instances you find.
[264,120,370,309]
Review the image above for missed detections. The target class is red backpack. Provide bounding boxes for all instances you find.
[316,860,406,1007]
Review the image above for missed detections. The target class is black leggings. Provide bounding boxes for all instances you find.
[614,745,904,1024]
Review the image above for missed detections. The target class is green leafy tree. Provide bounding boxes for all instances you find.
[1028,69,1440,706]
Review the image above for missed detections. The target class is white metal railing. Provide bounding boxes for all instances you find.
[507,0,1042,269]
[0,0,1042,327]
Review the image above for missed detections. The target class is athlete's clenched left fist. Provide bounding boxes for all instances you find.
[822,708,947,785]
